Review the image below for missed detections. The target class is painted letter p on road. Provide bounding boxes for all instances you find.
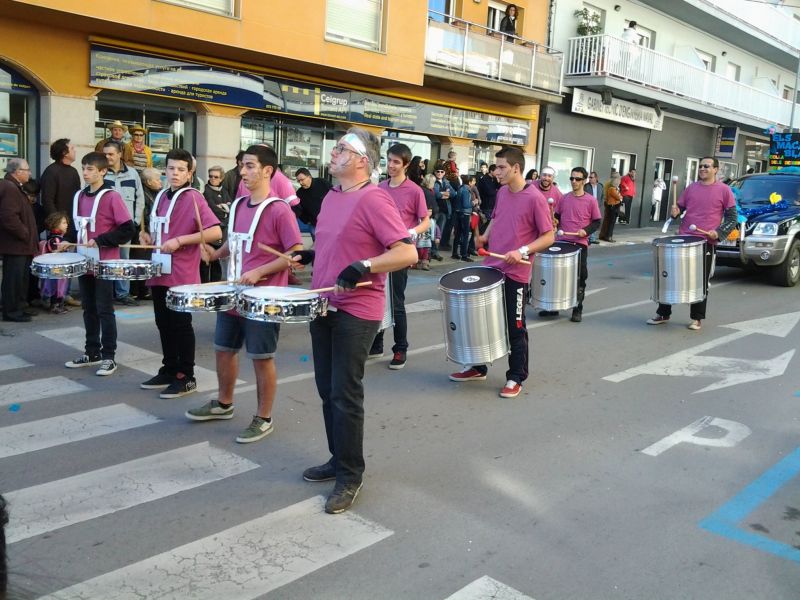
[642,417,751,457]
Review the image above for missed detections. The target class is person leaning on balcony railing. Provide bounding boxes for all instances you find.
[499,4,518,42]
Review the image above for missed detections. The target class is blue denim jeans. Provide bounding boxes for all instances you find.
[310,310,380,485]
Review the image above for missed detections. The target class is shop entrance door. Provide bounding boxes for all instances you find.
[653,157,673,221]
[686,157,699,184]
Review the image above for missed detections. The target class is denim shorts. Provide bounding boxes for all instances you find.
[214,311,279,359]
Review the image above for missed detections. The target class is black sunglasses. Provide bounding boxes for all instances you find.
[569,176,584,181]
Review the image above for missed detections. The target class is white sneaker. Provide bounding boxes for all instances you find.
[96,359,117,376]
[688,320,702,331]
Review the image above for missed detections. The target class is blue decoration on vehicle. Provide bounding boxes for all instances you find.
[730,185,788,223]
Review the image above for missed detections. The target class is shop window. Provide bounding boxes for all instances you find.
[157,0,237,17]
[548,143,594,189]
[0,64,38,172]
[380,131,435,177]
[326,0,385,51]
[470,143,503,174]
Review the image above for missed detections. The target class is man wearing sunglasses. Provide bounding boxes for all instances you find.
[647,157,737,331]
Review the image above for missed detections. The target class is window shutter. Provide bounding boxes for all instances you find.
[326,0,383,50]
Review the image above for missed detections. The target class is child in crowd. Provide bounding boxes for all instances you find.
[414,207,440,271]
[39,211,70,314]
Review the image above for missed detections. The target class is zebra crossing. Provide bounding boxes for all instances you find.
[1,346,535,599]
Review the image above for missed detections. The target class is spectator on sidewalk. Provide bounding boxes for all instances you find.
[599,173,622,242]
[294,167,331,242]
[96,120,133,164]
[41,138,81,218]
[585,171,604,244]
[125,124,152,173]
[619,168,637,224]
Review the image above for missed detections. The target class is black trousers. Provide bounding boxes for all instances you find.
[621,195,633,223]
[151,285,196,377]
[657,244,715,321]
[474,278,529,384]
[576,245,589,311]
[452,212,471,259]
[2,254,31,318]
[371,267,409,354]
[78,275,117,359]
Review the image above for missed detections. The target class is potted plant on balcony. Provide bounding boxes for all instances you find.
[573,9,603,73]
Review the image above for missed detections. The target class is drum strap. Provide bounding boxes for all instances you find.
[150,187,193,250]
[73,189,111,244]
[227,196,280,281]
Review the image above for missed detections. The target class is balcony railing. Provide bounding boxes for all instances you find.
[698,0,800,51]
[566,34,793,127]
[425,10,563,95]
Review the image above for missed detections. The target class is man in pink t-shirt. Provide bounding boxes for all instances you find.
[647,157,737,331]
[533,166,563,220]
[540,166,602,323]
[450,147,554,399]
[369,143,430,369]
[139,149,222,399]
[291,127,417,515]
[186,145,303,443]
[62,152,135,376]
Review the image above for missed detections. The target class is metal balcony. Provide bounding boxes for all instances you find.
[424,10,564,104]
[565,34,795,129]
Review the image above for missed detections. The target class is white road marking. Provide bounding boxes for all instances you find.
[445,576,535,600]
[641,416,752,456]
[38,327,242,393]
[0,354,32,372]
[0,404,160,459]
[42,496,393,600]
[406,298,443,313]
[0,376,89,408]
[5,442,258,544]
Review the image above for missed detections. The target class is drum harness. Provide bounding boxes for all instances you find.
[226,195,279,282]
[72,188,112,247]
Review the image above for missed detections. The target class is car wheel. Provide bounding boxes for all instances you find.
[770,239,800,287]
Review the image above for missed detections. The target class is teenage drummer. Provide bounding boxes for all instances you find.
[139,149,222,398]
[647,157,737,331]
[185,145,303,443]
[449,146,554,399]
[62,152,135,376]
[540,166,602,323]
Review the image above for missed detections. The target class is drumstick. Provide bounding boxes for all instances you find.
[688,224,714,236]
[257,242,295,261]
[287,281,372,296]
[476,247,532,265]
[120,243,160,250]
[556,229,585,237]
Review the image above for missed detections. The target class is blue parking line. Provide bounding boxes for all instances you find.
[699,446,800,563]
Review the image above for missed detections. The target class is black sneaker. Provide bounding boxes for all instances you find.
[570,309,582,323]
[65,354,102,368]
[461,257,474,262]
[140,372,174,390]
[303,462,336,482]
[95,359,117,376]
[115,296,140,307]
[388,351,406,370]
[325,482,363,514]
[367,345,383,359]
[538,310,559,317]
[160,375,197,399]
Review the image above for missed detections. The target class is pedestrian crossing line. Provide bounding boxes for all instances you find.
[0,354,32,372]
[0,376,89,408]
[0,404,160,460]
[37,327,243,393]
[445,576,535,600]
[42,495,393,600]
[5,441,258,544]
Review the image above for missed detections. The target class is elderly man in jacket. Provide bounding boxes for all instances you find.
[0,158,38,322]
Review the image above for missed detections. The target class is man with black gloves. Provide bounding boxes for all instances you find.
[291,127,417,515]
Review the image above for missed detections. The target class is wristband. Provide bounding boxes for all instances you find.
[408,228,418,241]
[517,245,530,259]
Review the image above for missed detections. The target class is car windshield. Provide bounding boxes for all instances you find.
[730,176,800,208]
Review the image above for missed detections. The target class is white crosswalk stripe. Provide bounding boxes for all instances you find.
[0,376,89,408]
[41,495,393,600]
[445,576,536,600]
[0,404,160,459]
[0,354,32,372]
[5,441,258,544]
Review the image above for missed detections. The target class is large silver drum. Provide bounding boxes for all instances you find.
[530,242,581,310]
[379,273,394,331]
[438,266,508,366]
[652,235,706,304]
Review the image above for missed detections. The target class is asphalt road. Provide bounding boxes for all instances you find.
[3,239,800,600]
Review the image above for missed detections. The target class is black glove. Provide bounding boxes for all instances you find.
[292,249,315,265]
[336,260,369,290]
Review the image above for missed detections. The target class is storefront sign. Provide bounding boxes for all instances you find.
[0,65,37,95]
[769,132,800,169]
[715,126,738,159]
[90,44,529,145]
[571,89,663,131]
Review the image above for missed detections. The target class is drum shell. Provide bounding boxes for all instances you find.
[95,260,162,281]
[651,236,706,304]
[379,274,393,332]
[166,285,239,312]
[438,266,509,366]
[30,254,88,279]
[531,243,580,310]
[236,288,328,323]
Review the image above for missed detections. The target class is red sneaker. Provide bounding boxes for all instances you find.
[449,367,487,382]
[499,380,521,398]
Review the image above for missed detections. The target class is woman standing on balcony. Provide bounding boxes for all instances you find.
[499,5,518,42]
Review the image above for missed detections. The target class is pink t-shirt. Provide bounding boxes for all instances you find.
[77,187,132,261]
[677,181,736,246]
[555,192,603,248]
[147,186,220,288]
[484,183,553,284]
[378,178,428,230]
[533,180,563,205]
[236,171,299,206]
[230,197,302,287]
[312,184,409,321]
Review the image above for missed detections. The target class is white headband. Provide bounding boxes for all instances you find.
[340,133,368,157]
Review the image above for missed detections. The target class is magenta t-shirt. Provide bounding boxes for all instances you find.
[484,184,553,284]
[236,171,299,206]
[378,178,428,230]
[148,187,220,288]
[677,181,736,246]
[533,180,563,205]
[555,192,602,248]
[312,184,409,321]
[231,197,302,287]
[77,188,132,261]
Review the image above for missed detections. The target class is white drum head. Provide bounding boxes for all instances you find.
[242,286,316,300]
[34,253,86,265]
[171,284,237,294]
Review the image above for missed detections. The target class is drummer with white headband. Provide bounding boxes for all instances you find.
[61,151,135,376]
[185,144,303,444]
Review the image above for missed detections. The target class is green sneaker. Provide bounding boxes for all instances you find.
[185,400,234,421]
[236,416,273,443]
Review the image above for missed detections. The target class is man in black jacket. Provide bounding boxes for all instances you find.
[41,138,81,219]
[294,168,331,242]
[222,151,245,200]
[477,164,500,232]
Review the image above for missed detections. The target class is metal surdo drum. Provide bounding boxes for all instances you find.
[438,266,508,366]
[167,283,240,312]
[30,253,89,279]
[531,242,581,310]
[236,286,328,323]
[652,235,706,304]
[95,259,161,281]
[379,273,394,331]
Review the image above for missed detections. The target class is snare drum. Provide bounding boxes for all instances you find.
[30,253,89,279]
[166,284,240,312]
[236,286,328,323]
[95,259,162,281]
